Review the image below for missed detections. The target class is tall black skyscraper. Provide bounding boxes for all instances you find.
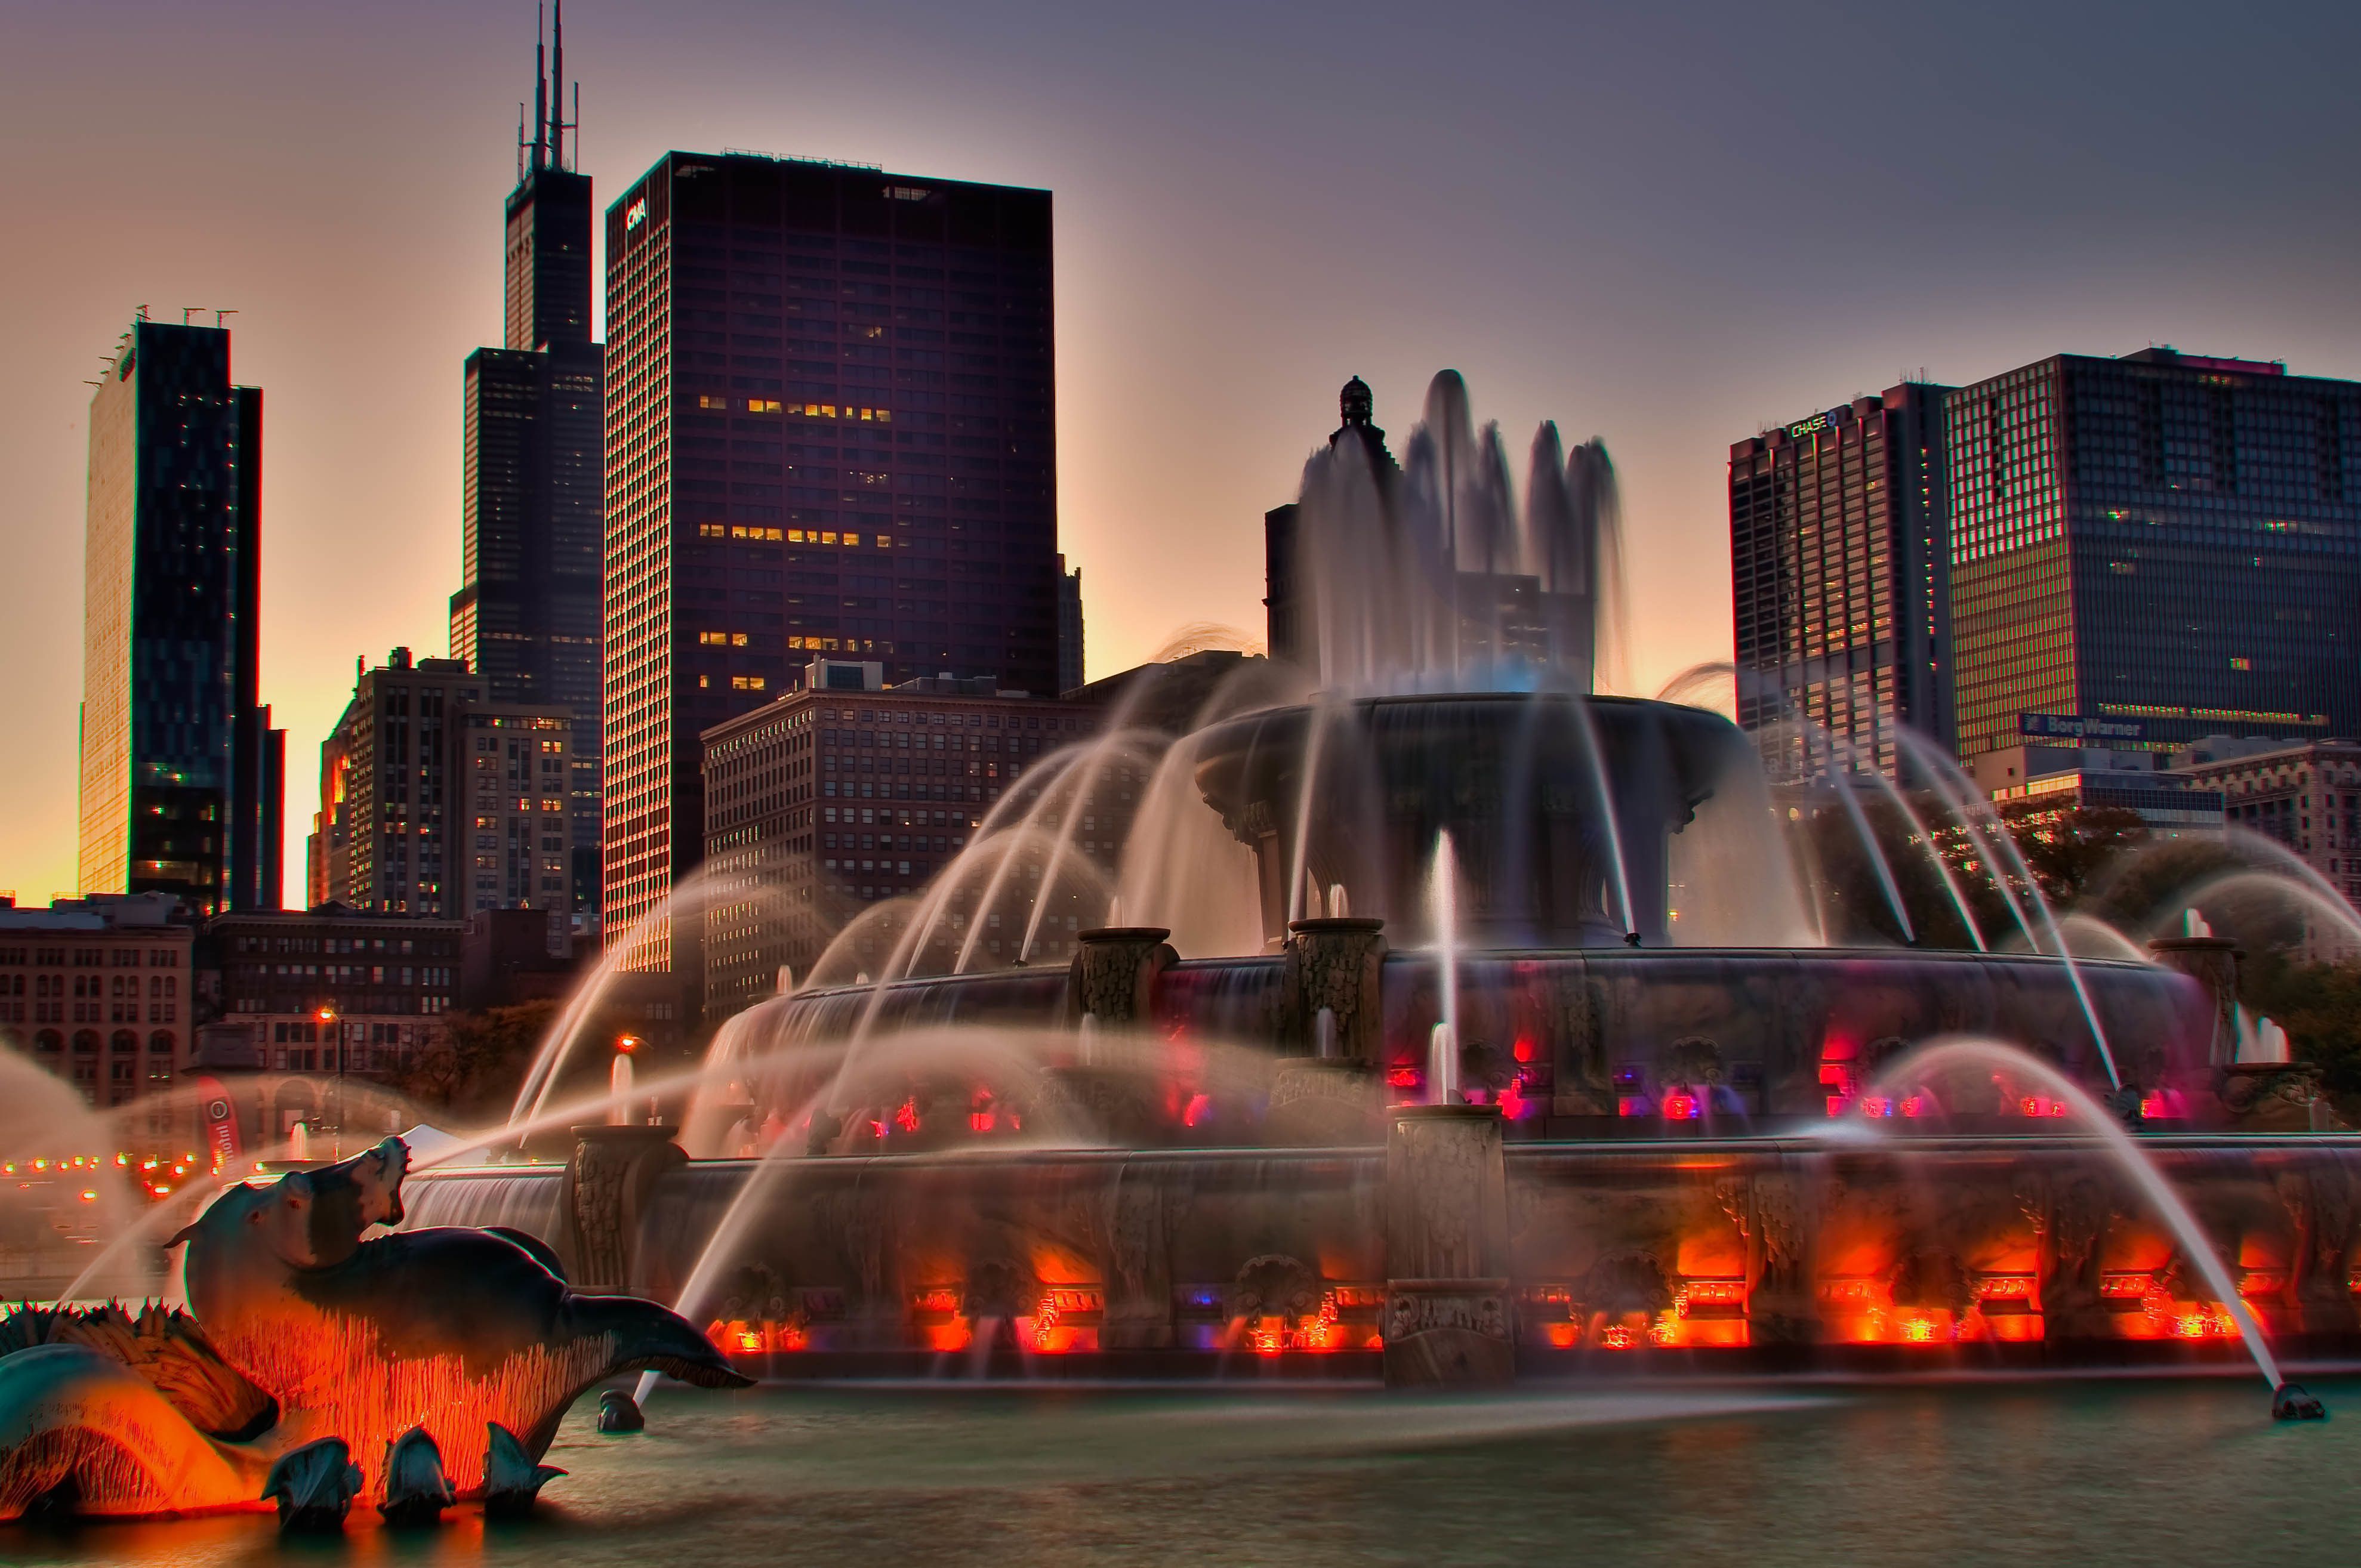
[600,151,1058,958]
[1948,347,2361,760]
[1729,384,1953,779]
[79,316,283,916]
[449,2,605,926]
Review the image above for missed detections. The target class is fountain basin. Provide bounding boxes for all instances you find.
[405,1131,2361,1375]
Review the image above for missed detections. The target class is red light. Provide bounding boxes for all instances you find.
[1386,1066,1421,1090]
[894,1099,920,1134]
[1662,1092,1699,1121]
[1512,1036,1536,1063]
[969,1110,996,1132]
[1861,1096,1894,1118]
[1900,1095,1926,1118]
[1182,1094,1210,1127]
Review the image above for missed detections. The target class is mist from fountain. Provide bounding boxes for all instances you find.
[1017,731,1167,963]
[1859,1038,2283,1390]
[1755,716,1985,952]
[1562,697,1637,941]
[1895,730,2122,1088]
[1653,660,1736,716]
[1292,371,1620,698]
[510,863,788,1129]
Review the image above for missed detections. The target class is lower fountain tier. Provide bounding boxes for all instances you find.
[406,1134,2361,1371]
[769,946,2215,1128]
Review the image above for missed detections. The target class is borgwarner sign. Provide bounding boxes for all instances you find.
[2020,712,2147,742]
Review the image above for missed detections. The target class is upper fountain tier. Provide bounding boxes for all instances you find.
[1192,691,1799,951]
[1274,371,1620,697]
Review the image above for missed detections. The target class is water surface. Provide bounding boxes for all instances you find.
[4,1375,2346,1566]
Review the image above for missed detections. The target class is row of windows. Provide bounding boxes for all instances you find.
[0,946,181,968]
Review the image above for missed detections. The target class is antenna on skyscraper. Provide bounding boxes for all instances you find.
[530,4,548,173]
[549,0,577,172]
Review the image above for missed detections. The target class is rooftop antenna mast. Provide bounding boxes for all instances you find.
[548,0,577,171]
[526,5,548,174]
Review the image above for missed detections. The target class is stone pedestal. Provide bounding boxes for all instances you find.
[559,1125,685,1293]
[1067,927,1177,1027]
[1265,1058,1383,1146]
[1280,917,1387,1063]
[1382,1103,1512,1386]
[2149,936,2241,1066]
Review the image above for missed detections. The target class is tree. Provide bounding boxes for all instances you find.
[1996,801,2147,905]
[385,999,560,1121]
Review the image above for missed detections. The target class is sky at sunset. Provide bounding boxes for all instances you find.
[2,0,2357,907]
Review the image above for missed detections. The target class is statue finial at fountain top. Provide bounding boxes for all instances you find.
[1340,375,1374,427]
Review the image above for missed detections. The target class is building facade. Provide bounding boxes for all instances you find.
[78,317,284,916]
[698,660,1108,1018]
[602,152,1060,984]
[448,12,605,922]
[1949,347,2361,763]
[1729,384,1953,779]
[310,649,578,920]
[197,906,459,1079]
[2173,737,2361,905]
[0,893,193,1124]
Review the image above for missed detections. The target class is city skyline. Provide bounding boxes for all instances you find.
[5,1,2360,906]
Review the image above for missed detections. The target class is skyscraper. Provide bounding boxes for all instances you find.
[309,648,577,918]
[79,316,283,917]
[602,152,1059,978]
[1947,348,2361,760]
[1729,384,1953,778]
[448,3,605,926]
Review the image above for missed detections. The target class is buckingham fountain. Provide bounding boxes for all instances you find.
[416,372,2361,1393]
[0,372,2351,1527]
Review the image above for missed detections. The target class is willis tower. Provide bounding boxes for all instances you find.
[449,2,605,927]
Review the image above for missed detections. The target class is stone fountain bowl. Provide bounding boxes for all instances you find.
[1190,692,1758,949]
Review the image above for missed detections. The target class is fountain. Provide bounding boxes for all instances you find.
[11,367,2350,1541]
[378,374,2361,1403]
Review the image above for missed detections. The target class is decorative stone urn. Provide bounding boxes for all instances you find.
[1067,927,1178,1027]
[560,1125,685,1292]
[1280,916,1386,1061]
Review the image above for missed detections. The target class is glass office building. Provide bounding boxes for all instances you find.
[1729,384,1953,779]
[1949,348,2361,760]
[78,319,283,916]
[600,151,1059,978]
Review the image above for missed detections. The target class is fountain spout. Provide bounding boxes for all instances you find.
[1428,1023,1460,1105]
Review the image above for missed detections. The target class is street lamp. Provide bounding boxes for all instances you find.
[611,1035,641,1126]
[316,1006,340,1159]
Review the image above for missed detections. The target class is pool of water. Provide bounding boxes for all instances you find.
[5,1373,2350,1566]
